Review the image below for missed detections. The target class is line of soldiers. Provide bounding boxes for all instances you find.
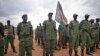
[0,12,100,56]
[0,20,17,56]
[35,13,100,56]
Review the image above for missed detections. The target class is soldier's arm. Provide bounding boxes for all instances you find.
[17,23,21,40]
[12,26,15,35]
[0,23,4,37]
[43,21,46,33]
[30,26,33,39]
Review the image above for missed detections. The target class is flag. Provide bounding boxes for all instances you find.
[55,1,68,25]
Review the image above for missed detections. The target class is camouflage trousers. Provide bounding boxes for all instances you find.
[45,39,56,54]
[80,32,92,49]
[69,34,79,51]
[19,37,32,56]
[0,37,4,56]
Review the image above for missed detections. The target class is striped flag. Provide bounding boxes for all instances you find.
[55,1,68,25]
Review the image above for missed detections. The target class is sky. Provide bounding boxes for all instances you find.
[0,0,100,29]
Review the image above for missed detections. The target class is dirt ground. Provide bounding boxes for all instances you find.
[5,35,100,56]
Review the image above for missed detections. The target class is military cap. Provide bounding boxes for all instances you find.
[22,14,27,19]
[96,18,100,21]
[48,12,53,16]
[7,20,10,23]
[73,14,78,17]
[85,14,90,17]
[90,19,94,22]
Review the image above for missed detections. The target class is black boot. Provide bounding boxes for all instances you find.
[81,49,84,56]
[86,48,92,55]
[50,53,53,56]
[96,44,100,49]
[5,49,7,54]
[69,50,72,56]
[46,53,49,56]
[75,50,78,56]
[13,48,17,53]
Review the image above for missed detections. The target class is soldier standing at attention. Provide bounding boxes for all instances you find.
[94,18,100,49]
[80,14,92,56]
[17,14,33,56]
[58,24,67,49]
[43,12,56,56]
[28,21,35,50]
[0,22,4,56]
[90,19,96,53]
[4,20,16,54]
[69,14,79,56]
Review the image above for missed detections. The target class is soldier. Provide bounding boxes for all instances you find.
[43,12,56,56]
[37,25,41,45]
[0,22,4,56]
[58,24,67,49]
[80,14,92,56]
[90,19,96,53]
[4,20,16,54]
[94,18,100,49]
[69,14,79,56]
[35,26,38,43]
[28,21,35,50]
[17,14,33,56]
[39,23,44,47]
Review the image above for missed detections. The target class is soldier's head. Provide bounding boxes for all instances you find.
[39,23,41,26]
[22,14,28,23]
[7,20,10,25]
[73,14,78,20]
[28,21,31,24]
[96,18,100,22]
[48,12,53,21]
[90,19,94,23]
[85,14,90,21]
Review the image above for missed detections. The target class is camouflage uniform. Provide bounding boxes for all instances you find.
[4,24,16,53]
[58,24,67,49]
[80,18,92,55]
[94,18,100,49]
[69,19,79,56]
[17,21,33,56]
[90,19,96,52]
[43,19,56,56]
[0,22,4,56]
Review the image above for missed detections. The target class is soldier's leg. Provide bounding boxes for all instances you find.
[45,40,50,56]
[38,38,40,45]
[5,38,9,54]
[81,33,87,56]
[74,37,79,56]
[96,32,100,49]
[50,40,56,56]
[0,39,4,56]
[10,39,16,53]
[26,46,32,56]
[0,47,4,56]
[86,36,92,55]
[62,36,65,48]
[19,44,25,56]
[58,38,61,49]
[69,41,73,56]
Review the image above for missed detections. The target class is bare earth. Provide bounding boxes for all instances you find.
[5,35,100,56]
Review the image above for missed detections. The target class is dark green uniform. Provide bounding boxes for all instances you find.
[58,24,67,49]
[69,20,79,56]
[94,19,100,49]
[80,19,92,55]
[4,25,16,53]
[90,19,96,52]
[43,20,56,55]
[0,22,4,56]
[17,22,33,56]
